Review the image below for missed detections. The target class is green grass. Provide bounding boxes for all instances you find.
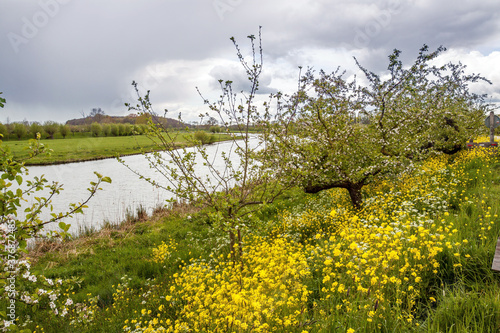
[425,287,500,332]
[2,132,233,165]
[6,151,500,332]
[30,207,211,303]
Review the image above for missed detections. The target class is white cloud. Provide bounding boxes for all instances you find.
[432,49,500,104]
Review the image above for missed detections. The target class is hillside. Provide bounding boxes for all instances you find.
[65,113,187,128]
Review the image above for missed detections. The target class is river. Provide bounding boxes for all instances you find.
[24,137,260,235]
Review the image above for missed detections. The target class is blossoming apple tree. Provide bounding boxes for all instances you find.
[262,45,490,209]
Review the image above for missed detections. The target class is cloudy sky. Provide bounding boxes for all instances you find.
[1,0,499,124]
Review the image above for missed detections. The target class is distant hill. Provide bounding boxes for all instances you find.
[65,113,187,128]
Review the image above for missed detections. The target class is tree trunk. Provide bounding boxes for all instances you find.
[237,228,243,259]
[346,183,363,210]
[229,228,243,266]
[305,180,364,209]
[229,230,236,264]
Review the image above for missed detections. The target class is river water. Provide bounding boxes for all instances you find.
[25,137,260,235]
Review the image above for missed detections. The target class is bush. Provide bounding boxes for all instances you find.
[59,124,70,138]
[209,126,221,133]
[133,125,143,135]
[118,123,126,136]
[193,131,214,145]
[69,125,80,136]
[43,121,58,139]
[13,122,27,140]
[30,122,44,139]
[124,124,133,136]
[102,123,111,136]
[90,122,102,137]
[0,123,6,139]
[110,124,119,136]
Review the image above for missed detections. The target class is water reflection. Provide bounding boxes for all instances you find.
[25,137,259,235]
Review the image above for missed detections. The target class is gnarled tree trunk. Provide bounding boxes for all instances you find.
[305,180,364,210]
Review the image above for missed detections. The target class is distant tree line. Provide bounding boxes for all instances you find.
[0,120,156,141]
[0,108,190,141]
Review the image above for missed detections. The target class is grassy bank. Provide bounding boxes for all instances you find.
[5,148,500,332]
[2,132,233,165]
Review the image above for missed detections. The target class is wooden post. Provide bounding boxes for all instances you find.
[467,138,474,150]
[492,237,500,271]
[490,111,495,144]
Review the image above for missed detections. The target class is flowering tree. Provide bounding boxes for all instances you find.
[356,45,489,158]
[263,46,490,209]
[0,93,111,330]
[122,28,292,260]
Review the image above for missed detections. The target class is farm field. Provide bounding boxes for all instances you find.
[8,146,500,332]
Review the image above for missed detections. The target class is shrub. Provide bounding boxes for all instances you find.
[30,122,44,139]
[0,123,6,139]
[118,123,126,136]
[43,121,58,139]
[193,130,214,145]
[102,123,111,136]
[132,125,143,135]
[69,125,80,136]
[13,122,27,140]
[110,124,119,136]
[59,124,70,138]
[90,122,102,137]
[124,124,133,136]
[209,125,221,133]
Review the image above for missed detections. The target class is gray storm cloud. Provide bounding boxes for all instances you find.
[0,0,499,122]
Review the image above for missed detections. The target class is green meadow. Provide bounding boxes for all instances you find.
[2,132,232,165]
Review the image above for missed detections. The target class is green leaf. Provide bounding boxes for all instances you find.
[58,221,68,231]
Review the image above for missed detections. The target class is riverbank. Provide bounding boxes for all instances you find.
[10,147,500,332]
[2,132,234,165]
